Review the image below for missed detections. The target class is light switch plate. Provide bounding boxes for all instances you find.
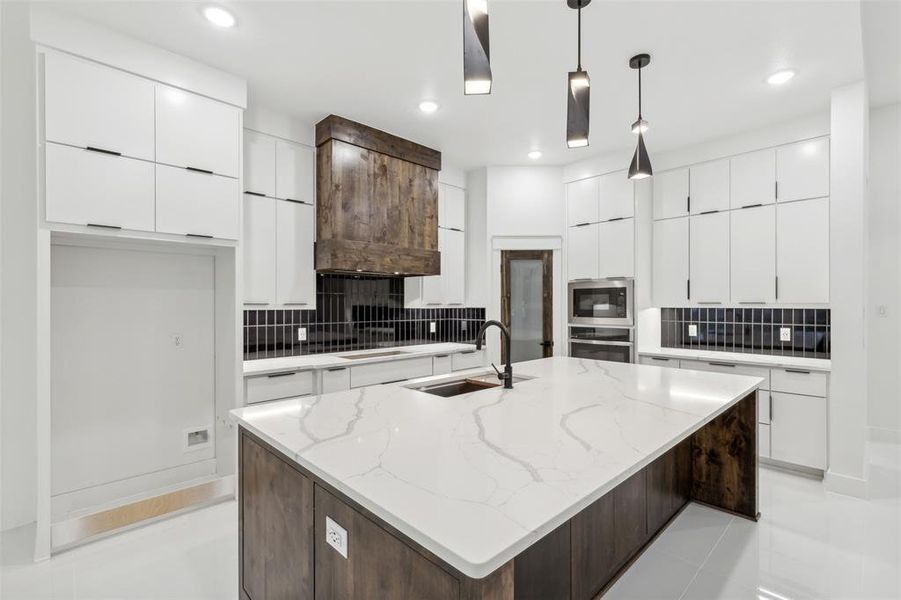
[297,327,307,341]
[325,516,348,558]
[688,324,698,338]
[429,321,436,334]
[780,327,791,342]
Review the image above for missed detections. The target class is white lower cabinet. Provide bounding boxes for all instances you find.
[320,367,351,394]
[350,357,434,388]
[432,354,453,375]
[653,217,689,305]
[243,194,277,305]
[245,370,314,404]
[597,218,634,279]
[276,200,316,308]
[568,223,599,280]
[452,349,485,371]
[770,391,826,470]
[758,423,772,458]
[639,355,678,367]
[45,142,155,232]
[156,164,239,239]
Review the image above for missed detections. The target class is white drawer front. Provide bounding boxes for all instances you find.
[639,355,678,367]
[678,359,700,370]
[351,357,433,388]
[156,164,240,240]
[245,371,314,404]
[321,367,350,394]
[679,359,770,390]
[432,354,453,376]
[770,368,828,397]
[758,423,771,458]
[452,350,484,371]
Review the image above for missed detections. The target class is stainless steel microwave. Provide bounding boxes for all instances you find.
[567,279,634,326]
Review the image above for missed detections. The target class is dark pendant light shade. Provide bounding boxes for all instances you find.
[628,53,653,180]
[463,0,491,95]
[566,0,591,148]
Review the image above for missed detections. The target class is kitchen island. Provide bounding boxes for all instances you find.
[231,357,761,599]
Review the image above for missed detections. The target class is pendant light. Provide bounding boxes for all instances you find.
[463,0,492,95]
[566,0,591,148]
[628,53,653,180]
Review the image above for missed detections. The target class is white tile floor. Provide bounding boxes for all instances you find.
[1,444,898,600]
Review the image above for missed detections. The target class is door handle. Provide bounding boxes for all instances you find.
[85,145,122,157]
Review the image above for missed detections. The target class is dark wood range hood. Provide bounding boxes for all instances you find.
[314,115,442,277]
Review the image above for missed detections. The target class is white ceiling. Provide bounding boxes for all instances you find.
[47,0,865,170]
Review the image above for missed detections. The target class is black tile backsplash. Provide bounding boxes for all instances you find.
[244,274,486,360]
[660,307,830,359]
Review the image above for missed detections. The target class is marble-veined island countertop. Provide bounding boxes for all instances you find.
[231,356,762,579]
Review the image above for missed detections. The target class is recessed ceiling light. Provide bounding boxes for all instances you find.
[528,150,542,160]
[418,101,439,114]
[767,69,795,86]
[203,6,236,28]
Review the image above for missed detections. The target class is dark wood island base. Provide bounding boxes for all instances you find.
[239,391,757,600]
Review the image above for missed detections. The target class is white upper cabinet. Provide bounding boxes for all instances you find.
[597,171,634,221]
[155,164,240,240]
[275,140,315,204]
[44,52,155,161]
[276,200,316,308]
[730,149,776,209]
[689,211,730,303]
[653,217,689,305]
[776,138,830,202]
[243,194,277,305]
[598,218,634,279]
[45,142,154,232]
[155,85,240,178]
[567,177,599,226]
[421,229,446,305]
[442,228,465,304]
[776,197,829,303]
[689,159,730,214]
[568,223,600,280]
[652,168,690,220]
[730,205,776,303]
[439,184,466,231]
[243,131,276,198]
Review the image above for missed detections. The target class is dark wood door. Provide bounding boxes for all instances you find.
[501,250,553,363]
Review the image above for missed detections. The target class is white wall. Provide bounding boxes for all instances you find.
[1,2,39,532]
[867,102,901,438]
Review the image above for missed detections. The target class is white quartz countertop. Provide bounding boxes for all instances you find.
[639,348,831,371]
[243,343,479,376]
[231,356,761,579]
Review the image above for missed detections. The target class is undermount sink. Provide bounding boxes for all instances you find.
[338,350,411,360]
[408,372,534,397]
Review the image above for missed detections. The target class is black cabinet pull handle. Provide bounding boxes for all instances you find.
[607,216,626,222]
[326,367,347,372]
[86,223,122,230]
[284,198,310,205]
[709,362,736,367]
[784,368,811,375]
[459,350,476,355]
[186,166,214,175]
[574,222,592,227]
[741,203,763,209]
[770,393,774,421]
[244,191,266,197]
[381,378,407,385]
[85,146,121,156]
[651,357,670,361]
[699,210,719,215]
[267,371,296,378]
[434,354,449,358]
[448,227,463,232]
[185,233,214,239]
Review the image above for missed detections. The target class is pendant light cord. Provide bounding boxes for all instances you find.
[577,1,582,71]
[638,66,642,118]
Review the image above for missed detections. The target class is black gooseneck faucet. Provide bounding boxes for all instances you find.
[475,320,513,389]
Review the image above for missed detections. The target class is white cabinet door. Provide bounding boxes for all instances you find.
[155,86,240,177]
[770,391,826,470]
[442,228,465,305]
[421,229,445,305]
[243,130,276,198]
[440,184,466,231]
[689,159,730,214]
[44,52,155,161]
[242,194,277,305]
[155,164,240,240]
[597,171,634,221]
[276,200,316,308]
[566,177,599,226]
[275,139,315,204]
[653,217,689,305]
[45,142,155,231]
[730,205,776,303]
[320,367,350,394]
[568,223,599,280]
[758,423,771,458]
[689,211,730,303]
[597,218,634,279]
[776,197,829,303]
[652,168,689,220]
[776,138,829,202]
[730,149,775,209]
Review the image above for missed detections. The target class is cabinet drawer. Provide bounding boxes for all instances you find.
[156,164,240,240]
[432,354,452,375]
[45,142,155,231]
[245,371,314,404]
[452,350,484,371]
[639,355,678,367]
[758,423,771,458]
[350,357,433,388]
[681,360,771,390]
[320,367,350,394]
[770,368,827,397]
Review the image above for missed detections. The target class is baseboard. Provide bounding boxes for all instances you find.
[824,469,869,499]
[868,426,901,445]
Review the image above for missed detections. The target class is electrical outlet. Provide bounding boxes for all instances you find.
[780,327,791,342]
[297,327,307,341]
[325,516,348,558]
[171,333,184,348]
[429,321,436,334]
[688,324,698,338]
